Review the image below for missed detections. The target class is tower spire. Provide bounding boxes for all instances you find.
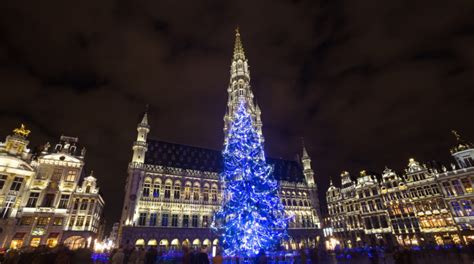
[224,28,261,143]
[132,107,150,164]
[302,138,309,158]
[233,27,246,61]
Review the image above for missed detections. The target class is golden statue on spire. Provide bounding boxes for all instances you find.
[13,124,31,137]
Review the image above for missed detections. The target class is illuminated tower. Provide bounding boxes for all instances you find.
[132,112,150,164]
[301,143,315,187]
[300,142,321,225]
[223,28,262,143]
[119,110,149,243]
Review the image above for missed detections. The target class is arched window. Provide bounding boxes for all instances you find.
[203,184,210,202]
[153,179,161,198]
[174,181,181,199]
[164,180,172,199]
[211,184,218,202]
[193,183,200,201]
[143,178,151,197]
[184,182,192,200]
[292,200,297,206]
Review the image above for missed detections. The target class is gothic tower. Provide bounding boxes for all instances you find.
[132,112,150,163]
[300,143,321,224]
[301,144,315,187]
[119,110,150,245]
[223,28,263,143]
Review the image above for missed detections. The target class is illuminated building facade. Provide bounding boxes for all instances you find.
[0,125,35,248]
[119,30,321,250]
[326,132,474,247]
[437,132,474,244]
[0,127,104,249]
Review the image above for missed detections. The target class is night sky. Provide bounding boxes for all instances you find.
[1,0,474,228]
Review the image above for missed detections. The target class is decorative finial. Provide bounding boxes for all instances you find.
[452,130,461,141]
[13,124,31,137]
[235,26,240,36]
[360,170,367,177]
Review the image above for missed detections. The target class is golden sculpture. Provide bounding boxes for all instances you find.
[13,124,31,137]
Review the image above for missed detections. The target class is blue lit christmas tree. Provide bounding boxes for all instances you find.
[213,99,288,257]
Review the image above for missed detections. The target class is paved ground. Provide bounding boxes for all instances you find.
[318,251,473,264]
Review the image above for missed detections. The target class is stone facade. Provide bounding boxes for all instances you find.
[0,126,104,249]
[119,30,322,250]
[326,132,474,247]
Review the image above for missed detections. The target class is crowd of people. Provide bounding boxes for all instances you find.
[1,243,474,264]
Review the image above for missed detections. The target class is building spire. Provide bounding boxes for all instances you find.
[302,138,309,158]
[233,27,246,61]
[224,28,259,143]
[140,105,149,126]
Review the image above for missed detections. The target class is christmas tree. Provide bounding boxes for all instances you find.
[213,99,288,257]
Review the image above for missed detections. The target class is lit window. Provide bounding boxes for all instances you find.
[451,201,463,217]
[66,170,76,182]
[53,217,63,226]
[462,200,473,216]
[461,178,473,193]
[37,217,49,226]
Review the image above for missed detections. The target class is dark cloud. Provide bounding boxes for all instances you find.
[0,0,473,225]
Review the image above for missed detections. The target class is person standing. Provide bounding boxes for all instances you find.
[145,247,157,264]
[212,250,223,264]
[194,246,209,264]
[111,248,125,264]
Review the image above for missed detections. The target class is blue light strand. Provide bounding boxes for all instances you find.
[212,99,288,257]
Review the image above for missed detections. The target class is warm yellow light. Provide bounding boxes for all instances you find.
[13,124,31,137]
